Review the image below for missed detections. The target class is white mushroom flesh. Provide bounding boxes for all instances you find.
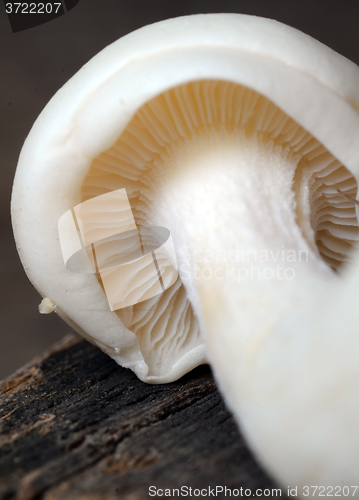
[11,14,359,492]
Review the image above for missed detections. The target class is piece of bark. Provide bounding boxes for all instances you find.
[0,333,284,500]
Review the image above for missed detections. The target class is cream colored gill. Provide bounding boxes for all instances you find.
[80,79,358,381]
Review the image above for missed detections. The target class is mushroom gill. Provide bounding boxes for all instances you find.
[80,79,358,378]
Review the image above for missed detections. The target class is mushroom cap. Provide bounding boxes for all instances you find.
[11,13,359,383]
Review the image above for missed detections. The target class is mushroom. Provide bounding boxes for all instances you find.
[11,14,359,492]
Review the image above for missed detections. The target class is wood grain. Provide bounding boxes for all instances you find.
[0,333,283,500]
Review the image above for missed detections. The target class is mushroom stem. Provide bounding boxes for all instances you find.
[200,260,359,493]
[145,129,353,493]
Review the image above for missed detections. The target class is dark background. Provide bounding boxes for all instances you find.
[1,0,359,379]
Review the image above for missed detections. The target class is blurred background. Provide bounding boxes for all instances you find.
[1,0,359,379]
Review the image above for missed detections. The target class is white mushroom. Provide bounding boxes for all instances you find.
[11,14,359,492]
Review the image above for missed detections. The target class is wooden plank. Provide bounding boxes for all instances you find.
[0,333,283,499]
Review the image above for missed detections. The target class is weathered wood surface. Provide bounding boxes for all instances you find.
[0,333,284,500]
